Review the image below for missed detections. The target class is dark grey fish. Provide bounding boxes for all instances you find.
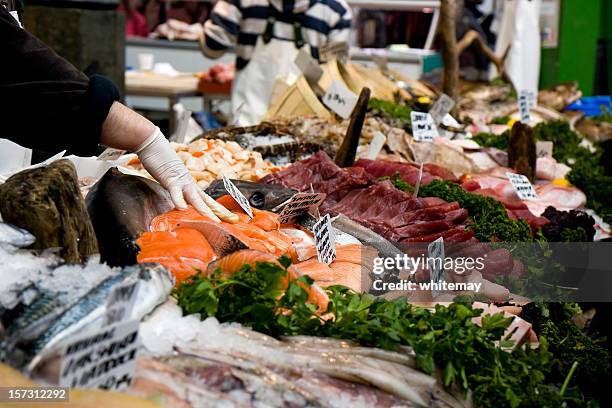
[205,179,297,211]
[86,168,174,267]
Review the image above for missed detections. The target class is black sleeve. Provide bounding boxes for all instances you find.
[0,7,120,157]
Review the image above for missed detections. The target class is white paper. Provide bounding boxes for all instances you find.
[97,148,126,162]
[518,90,535,124]
[536,141,553,158]
[313,214,336,265]
[410,112,438,142]
[429,94,455,125]
[323,80,358,119]
[506,172,538,200]
[277,193,326,224]
[222,175,253,218]
[60,320,139,391]
[173,109,192,144]
[428,237,445,298]
[9,11,22,28]
[362,131,386,160]
[0,138,32,175]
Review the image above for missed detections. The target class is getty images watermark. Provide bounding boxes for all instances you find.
[371,254,486,292]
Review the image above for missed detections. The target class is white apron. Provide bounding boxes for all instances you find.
[231,12,307,126]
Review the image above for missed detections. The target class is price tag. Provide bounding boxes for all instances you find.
[102,281,139,328]
[506,172,538,201]
[319,41,349,63]
[413,162,424,198]
[222,175,253,218]
[518,90,535,124]
[362,131,386,160]
[536,141,553,158]
[294,49,324,85]
[410,112,438,142]
[97,148,126,162]
[313,214,336,265]
[323,80,358,119]
[277,193,326,224]
[428,237,445,298]
[59,320,139,391]
[429,94,455,125]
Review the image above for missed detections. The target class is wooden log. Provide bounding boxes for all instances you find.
[0,160,98,263]
[334,87,371,167]
[508,122,537,182]
[439,0,459,101]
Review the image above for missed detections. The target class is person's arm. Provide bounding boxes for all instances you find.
[200,0,242,58]
[100,102,239,223]
[0,6,119,157]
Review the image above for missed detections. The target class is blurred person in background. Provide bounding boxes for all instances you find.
[157,0,353,126]
[0,5,235,222]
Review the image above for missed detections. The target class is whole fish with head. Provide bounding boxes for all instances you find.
[0,260,173,372]
[205,179,297,211]
[86,168,174,267]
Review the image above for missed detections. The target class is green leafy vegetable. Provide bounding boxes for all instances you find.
[176,260,595,408]
[521,303,611,405]
[472,131,511,150]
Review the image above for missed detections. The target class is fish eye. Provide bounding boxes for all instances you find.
[249,192,265,208]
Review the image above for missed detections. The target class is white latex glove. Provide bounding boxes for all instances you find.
[154,19,202,41]
[135,128,239,223]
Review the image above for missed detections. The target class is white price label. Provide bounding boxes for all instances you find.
[277,193,326,224]
[518,90,536,124]
[429,94,455,125]
[223,175,253,218]
[413,162,424,198]
[313,214,336,265]
[294,49,324,85]
[323,80,358,119]
[410,112,438,142]
[362,131,386,160]
[60,320,139,391]
[319,41,349,63]
[536,141,553,158]
[506,172,538,201]
[428,237,445,298]
[103,281,140,328]
[97,148,126,162]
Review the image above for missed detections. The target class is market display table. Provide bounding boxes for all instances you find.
[125,71,230,133]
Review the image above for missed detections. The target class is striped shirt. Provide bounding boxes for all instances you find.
[201,0,352,70]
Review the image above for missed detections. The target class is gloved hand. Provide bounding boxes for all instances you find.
[154,19,202,41]
[135,127,239,223]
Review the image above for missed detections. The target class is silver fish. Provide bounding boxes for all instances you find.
[0,263,173,371]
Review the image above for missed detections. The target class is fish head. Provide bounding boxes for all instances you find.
[205,180,297,211]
